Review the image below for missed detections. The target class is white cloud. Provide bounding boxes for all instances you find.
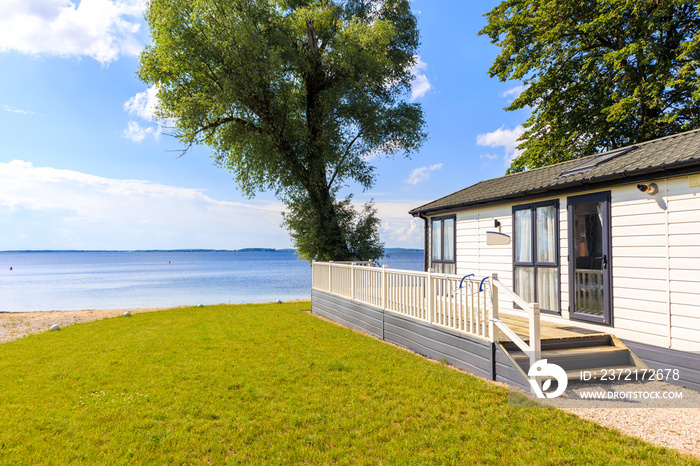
[501,85,527,100]
[123,120,157,142]
[410,56,432,101]
[123,86,165,142]
[476,125,525,164]
[380,218,422,245]
[0,160,426,249]
[0,160,289,250]
[124,85,158,120]
[0,0,146,64]
[405,163,442,186]
[372,201,426,247]
[479,153,499,160]
[3,104,33,115]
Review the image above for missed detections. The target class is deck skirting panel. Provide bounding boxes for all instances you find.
[383,312,492,380]
[622,339,700,391]
[311,290,383,338]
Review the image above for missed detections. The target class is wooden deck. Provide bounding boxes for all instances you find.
[499,313,604,341]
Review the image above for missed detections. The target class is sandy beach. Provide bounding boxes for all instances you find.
[0,307,178,344]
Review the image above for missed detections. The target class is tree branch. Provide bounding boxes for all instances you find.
[307,19,319,55]
[194,116,265,139]
[328,130,363,189]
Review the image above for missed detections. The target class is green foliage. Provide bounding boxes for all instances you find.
[0,303,696,464]
[282,190,384,261]
[138,0,426,260]
[480,0,700,173]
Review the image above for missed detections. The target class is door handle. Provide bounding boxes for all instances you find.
[602,255,608,269]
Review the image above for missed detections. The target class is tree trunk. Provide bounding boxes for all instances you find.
[307,164,352,261]
[302,20,352,261]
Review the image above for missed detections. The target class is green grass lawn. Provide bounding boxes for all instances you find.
[0,302,696,465]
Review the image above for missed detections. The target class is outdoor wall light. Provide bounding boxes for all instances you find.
[637,183,658,195]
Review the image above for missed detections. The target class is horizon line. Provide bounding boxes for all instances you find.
[0,247,424,253]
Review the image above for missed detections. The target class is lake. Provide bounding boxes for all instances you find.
[0,250,423,312]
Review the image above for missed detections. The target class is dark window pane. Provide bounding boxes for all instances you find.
[537,267,559,312]
[572,201,604,316]
[443,218,454,261]
[514,266,535,303]
[432,219,441,261]
[514,209,532,263]
[536,205,556,263]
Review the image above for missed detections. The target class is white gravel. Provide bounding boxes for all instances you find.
[514,378,700,458]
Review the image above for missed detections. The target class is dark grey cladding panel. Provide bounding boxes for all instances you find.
[494,345,530,391]
[312,289,539,389]
[383,312,492,380]
[311,290,383,338]
[623,339,700,392]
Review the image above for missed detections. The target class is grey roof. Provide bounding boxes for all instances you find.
[410,129,700,216]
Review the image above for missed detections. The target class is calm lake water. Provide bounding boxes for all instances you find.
[0,250,423,312]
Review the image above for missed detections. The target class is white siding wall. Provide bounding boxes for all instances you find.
[443,174,700,351]
[611,177,700,352]
[559,199,570,318]
[454,205,513,313]
[610,183,671,348]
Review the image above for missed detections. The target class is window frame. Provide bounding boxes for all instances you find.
[512,200,561,314]
[430,214,457,274]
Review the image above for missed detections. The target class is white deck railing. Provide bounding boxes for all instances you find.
[312,262,541,354]
[490,277,542,367]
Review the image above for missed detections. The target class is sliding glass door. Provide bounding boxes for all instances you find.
[568,192,612,325]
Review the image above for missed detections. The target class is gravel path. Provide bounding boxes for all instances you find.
[564,405,700,458]
[543,380,700,458]
[2,308,699,459]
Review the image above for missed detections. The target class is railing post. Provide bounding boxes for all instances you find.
[528,302,541,367]
[328,261,333,294]
[427,268,434,324]
[350,263,356,300]
[490,273,499,342]
[381,265,388,310]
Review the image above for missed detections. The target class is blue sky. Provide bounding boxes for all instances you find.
[0,0,530,251]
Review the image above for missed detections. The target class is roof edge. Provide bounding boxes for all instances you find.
[410,158,700,216]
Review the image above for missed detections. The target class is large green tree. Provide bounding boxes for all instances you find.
[480,0,700,173]
[138,0,425,261]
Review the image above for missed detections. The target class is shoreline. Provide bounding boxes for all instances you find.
[0,300,311,344]
[0,307,180,344]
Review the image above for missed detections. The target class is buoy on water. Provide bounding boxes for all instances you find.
[9,267,12,271]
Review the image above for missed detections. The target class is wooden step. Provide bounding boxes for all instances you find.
[498,333,652,385]
[501,334,612,353]
[510,345,628,360]
[510,345,634,373]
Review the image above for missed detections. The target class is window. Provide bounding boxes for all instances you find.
[431,215,456,274]
[513,201,560,313]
